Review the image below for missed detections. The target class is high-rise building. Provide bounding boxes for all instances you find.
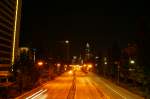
[84,43,90,60]
[0,0,22,76]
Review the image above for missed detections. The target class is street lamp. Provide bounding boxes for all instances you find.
[129,59,135,71]
[117,64,120,84]
[32,48,37,64]
[103,57,107,77]
[65,40,70,65]
[37,61,43,66]
[95,56,99,59]
[88,64,92,68]
[115,61,120,84]
[130,60,135,64]
[56,63,61,72]
[56,63,61,67]
[65,40,69,44]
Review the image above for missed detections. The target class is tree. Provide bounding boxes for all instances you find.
[13,57,39,93]
[110,41,121,80]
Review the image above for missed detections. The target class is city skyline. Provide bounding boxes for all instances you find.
[20,0,146,55]
[0,0,149,98]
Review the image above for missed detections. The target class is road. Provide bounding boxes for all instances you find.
[16,70,144,99]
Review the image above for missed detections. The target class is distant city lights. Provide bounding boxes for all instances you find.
[130,60,135,64]
[37,61,43,66]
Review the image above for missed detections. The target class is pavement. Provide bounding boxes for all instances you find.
[16,70,144,99]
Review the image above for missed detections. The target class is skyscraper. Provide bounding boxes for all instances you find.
[0,0,22,76]
[84,43,92,63]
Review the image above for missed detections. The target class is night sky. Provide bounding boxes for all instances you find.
[20,0,145,56]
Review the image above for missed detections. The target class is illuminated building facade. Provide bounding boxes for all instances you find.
[0,0,22,76]
[84,43,92,63]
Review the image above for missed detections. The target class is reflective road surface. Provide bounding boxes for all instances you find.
[16,71,144,99]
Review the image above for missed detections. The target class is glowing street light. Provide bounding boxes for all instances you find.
[56,63,61,67]
[95,56,99,59]
[130,60,135,64]
[83,64,86,67]
[104,62,107,65]
[88,64,92,68]
[65,40,69,44]
[37,61,43,66]
[33,48,37,64]
[68,70,73,75]
[65,40,70,65]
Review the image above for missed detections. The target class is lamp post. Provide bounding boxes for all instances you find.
[65,40,69,44]
[117,63,120,84]
[33,48,36,64]
[37,61,43,66]
[115,61,120,84]
[65,40,70,65]
[33,51,35,63]
[130,60,135,64]
[103,57,107,77]
[129,59,135,71]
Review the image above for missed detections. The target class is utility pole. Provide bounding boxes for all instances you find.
[65,40,69,65]
[117,62,120,84]
[33,48,36,64]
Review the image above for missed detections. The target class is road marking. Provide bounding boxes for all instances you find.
[67,71,76,99]
[90,81,105,97]
[86,77,111,99]
[88,73,127,99]
[100,80,126,99]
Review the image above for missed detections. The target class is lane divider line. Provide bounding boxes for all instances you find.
[67,71,76,99]
[98,78,126,99]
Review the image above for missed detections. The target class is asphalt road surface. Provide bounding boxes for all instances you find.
[16,71,144,99]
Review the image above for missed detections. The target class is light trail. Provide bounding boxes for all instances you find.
[26,89,47,99]
[26,89,43,99]
[31,89,47,99]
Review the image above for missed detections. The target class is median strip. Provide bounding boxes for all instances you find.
[67,71,76,99]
